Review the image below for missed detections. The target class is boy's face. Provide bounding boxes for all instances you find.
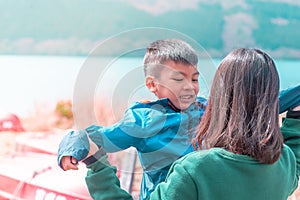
[148,60,199,110]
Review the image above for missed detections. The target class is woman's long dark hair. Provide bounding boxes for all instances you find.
[193,48,283,164]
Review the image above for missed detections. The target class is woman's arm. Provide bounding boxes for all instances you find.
[281,105,300,186]
[85,154,133,200]
[148,159,197,200]
[85,150,197,200]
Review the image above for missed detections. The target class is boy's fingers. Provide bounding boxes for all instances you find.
[61,156,79,171]
[292,105,300,111]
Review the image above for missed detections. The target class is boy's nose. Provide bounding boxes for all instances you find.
[183,80,195,90]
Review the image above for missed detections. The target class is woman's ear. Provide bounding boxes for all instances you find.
[146,76,157,93]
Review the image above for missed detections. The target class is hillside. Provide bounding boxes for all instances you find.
[0,0,299,58]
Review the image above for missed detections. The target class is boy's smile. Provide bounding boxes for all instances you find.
[147,60,199,110]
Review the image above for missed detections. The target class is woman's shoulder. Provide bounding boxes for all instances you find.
[176,148,225,166]
[281,144,297,162]
[177,148,258,168]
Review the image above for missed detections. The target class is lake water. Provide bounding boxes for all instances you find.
[0,55,299,117]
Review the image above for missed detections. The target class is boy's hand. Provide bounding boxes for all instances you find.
[292,105,300,111]
[61,156,79,171]
[58,130,90,169]
[60,137,99,171]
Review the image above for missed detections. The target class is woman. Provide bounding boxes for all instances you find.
[83,48,300,200]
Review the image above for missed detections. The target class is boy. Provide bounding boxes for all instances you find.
[58,38,207,200]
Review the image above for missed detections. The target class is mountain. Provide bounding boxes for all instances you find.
[0,0,299,58]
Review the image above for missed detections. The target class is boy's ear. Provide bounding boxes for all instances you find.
[146,76,157,93]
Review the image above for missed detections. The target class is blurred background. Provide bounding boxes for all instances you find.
[1,0,300,58]
[0,0,300,119]
[1,0,300,118]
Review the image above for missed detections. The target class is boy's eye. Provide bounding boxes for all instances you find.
[192,79,199,82]
[172,78,183,81]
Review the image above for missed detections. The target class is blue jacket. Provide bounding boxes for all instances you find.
[58,97,207,200]
[279,84,300,113]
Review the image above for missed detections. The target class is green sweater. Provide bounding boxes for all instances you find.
[85,118,300,200]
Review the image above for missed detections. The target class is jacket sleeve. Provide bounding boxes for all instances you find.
[57,107,145,168]
[85,155,133,200]
[57,129,90,167]
[279,84,300,114]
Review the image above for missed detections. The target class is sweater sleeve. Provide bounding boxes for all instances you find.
[85,155,133,200]
[148,159,197,200]
[281,117,300,189]
[85,154,197,200]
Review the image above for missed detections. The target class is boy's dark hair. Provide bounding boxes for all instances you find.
[143,39,198,78]
[193,48,283,164]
